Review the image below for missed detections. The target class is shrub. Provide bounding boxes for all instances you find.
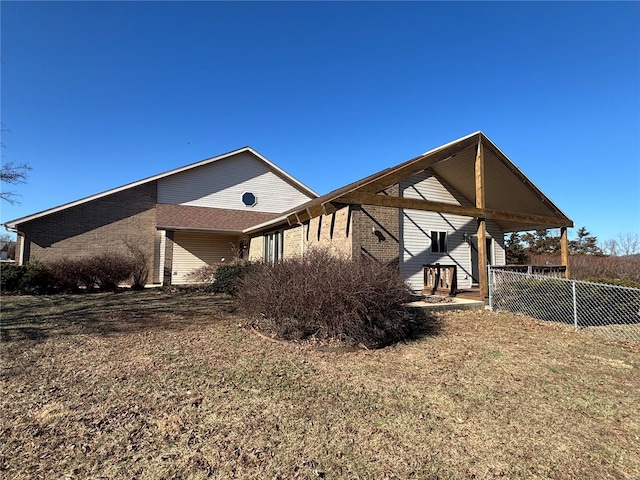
[0,262,55,295]
[90,254,136,291]
[237,249,413,348]
[186,264,217,284]
[45,259,84,292]
[528,254,640,284]
[2,251,140,295]
[210,263,255,295]
[47,254,135,292]
[124,241,150,290]
[187,262,255,295]
[1,263,23,292]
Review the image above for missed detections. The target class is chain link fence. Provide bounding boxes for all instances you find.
[488,267,640,343]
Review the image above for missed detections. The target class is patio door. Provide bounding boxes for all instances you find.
[470,236,493,284]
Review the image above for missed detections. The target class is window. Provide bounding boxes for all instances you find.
[242,192,257,207]
[431,231,448,253]
[264,230,284,263]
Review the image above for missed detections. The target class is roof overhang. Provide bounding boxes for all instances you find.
[246,131,573,235]
[157,226,244,234]
[3,147,318,230]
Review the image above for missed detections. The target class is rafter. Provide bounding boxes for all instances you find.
[333,192,572,228]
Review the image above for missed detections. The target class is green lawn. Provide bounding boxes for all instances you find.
[1,290,638,479]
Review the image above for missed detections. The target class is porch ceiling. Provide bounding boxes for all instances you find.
[428,137,571,232]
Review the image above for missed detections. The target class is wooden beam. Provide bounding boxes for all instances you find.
[335,192,572,228]
[561,226,570,279]
[306,204,324,219]
[286,213,299,227]
[296,210,311,223]
[475,140,489,299]
[355,134,479,194]
[322,202,340,216]
[475,140,485,210]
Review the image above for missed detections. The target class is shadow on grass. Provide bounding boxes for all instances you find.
[0,290,236,343]
[405,307,442,339]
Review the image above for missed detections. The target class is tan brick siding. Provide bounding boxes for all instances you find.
[283,226,303,259]
[247,235,264,262]
[351,185,400,266]
[247,198,402,265]
[303,206,353,258]
[17,183,157,282]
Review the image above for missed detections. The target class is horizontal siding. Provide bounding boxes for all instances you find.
[399,171,505,291]
[158,152,313,213]
[172,232,238,284]
[402,170,473,206]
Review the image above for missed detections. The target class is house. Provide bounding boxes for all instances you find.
[4,132,573,296]
[4,148,318,285]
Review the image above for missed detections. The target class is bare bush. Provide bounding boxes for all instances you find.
[47,254,135,292]
[237,248,413,348]
[90,254,135,291]
[186,264,217,284]
[528,254,640,285]
[124,241,151,289]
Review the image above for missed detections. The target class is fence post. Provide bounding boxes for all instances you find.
[572,280,578,330]
[487,266,493,310]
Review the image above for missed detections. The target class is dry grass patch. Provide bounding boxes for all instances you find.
[1,291,639,479]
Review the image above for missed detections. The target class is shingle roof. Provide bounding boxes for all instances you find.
[4,147,318,229]
[156,204,280,233]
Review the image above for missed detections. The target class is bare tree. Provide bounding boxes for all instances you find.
[601,238,619,256]
[1,124,31,204]
[616,232,640,256]
[1,162,31,204]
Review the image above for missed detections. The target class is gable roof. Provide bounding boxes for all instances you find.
[245,131,573,234]
[4,147,319,229]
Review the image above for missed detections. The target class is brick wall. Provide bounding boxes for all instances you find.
[351,185,400,266]
[303,206,353,258]
[283,226,303,259]
[17,182,157,271]
[246,198,401,265]
[247,235,264,262]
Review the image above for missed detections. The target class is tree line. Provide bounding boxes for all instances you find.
[506,228,640,264]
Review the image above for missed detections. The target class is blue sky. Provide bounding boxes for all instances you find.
[1,1,639,243]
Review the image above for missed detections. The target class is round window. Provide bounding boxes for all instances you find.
[242,192,257,207]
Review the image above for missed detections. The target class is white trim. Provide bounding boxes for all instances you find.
[157,226,244,234]
[4,147,319,229]
[242,214,289,234]
[18,234,25,266]
[420,130,481,156]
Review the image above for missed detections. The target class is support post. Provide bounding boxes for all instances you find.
[475,138,489,299]
[561,226,570,279]
[572,280,578,330]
